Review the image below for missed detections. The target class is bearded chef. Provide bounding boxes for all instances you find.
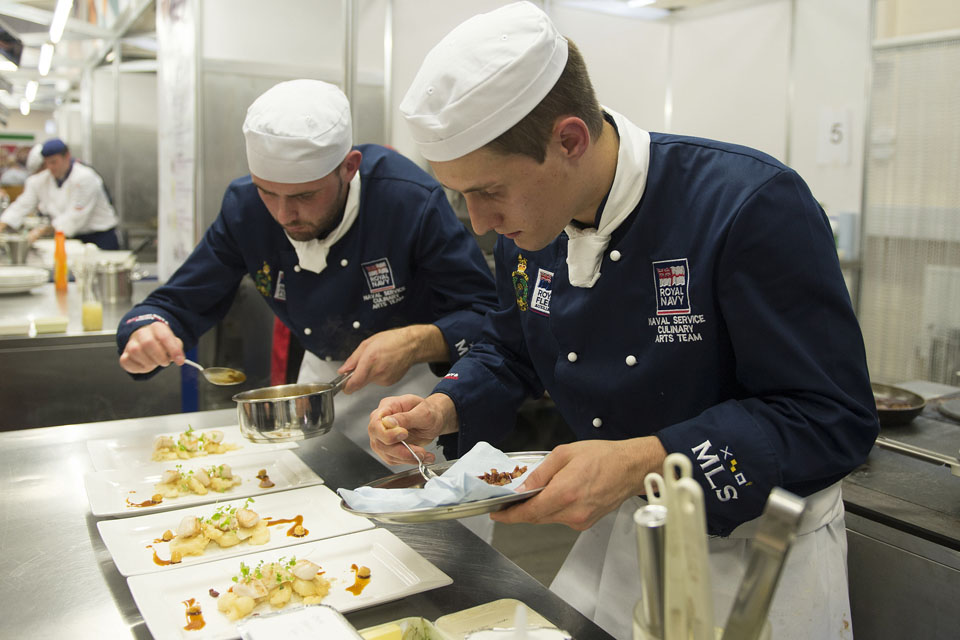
[117,79,498,476]
[0,138,119,249]
[367,3,879,639]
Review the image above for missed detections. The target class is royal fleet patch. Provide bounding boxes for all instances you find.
[362,258,396,293]
[530,268,554,316]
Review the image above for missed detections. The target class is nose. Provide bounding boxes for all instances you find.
[274,197,297,224]
[464,196,500,236]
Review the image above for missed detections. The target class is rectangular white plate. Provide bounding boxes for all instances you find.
[98,485,374,576]
[85,450,324,518]
[87,425,297,472]
[127,528,452,640]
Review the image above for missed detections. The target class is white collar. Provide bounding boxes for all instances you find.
[564,108,650,288]
[286,172,361,274]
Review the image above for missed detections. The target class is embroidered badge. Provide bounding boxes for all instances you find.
[254,262,272,297]
[512,254,530,311]
[530,268,554,316]
[691,439,752,504]
[274,270,287,301]
[361,258,396,293]
[653,258,691,316]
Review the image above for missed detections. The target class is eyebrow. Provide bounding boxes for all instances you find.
[253,184,321,198]
[447,182,497,194]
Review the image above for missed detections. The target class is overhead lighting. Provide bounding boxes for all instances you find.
[25,80,38,102]
[38,43,54,77]
[49,0,75,45]
[0,59,16,72]
[20,99,30,116]
[627,0,657,6]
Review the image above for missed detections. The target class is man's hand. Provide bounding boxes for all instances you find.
[118,322,185,374]
[0,222,9,234]
[27,224,53,243]
[367,393,459,466]
[491,437,668,531]
[340,324,447,394]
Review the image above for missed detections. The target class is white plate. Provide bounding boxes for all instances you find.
[127,527,452,640]
[98,485,375,576]
[87,425,297,471]
[85,450,324,517]
[0,265,49,285]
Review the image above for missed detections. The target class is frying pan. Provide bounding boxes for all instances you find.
[871,382,925,427]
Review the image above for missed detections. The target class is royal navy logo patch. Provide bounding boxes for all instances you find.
[530,268,554,316]
[254,261,272,297]
[512,254,530,311]
[653,258,691,316]
[361,258,396,293]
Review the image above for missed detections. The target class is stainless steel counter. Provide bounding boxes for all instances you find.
[0,409,613,639]
[0,280,183,430]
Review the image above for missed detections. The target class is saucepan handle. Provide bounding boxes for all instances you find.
[329,370,354,394]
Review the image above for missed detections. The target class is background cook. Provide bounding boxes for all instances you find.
[0,138,119,249]
[368,3,879,639]
[117,79,498,470]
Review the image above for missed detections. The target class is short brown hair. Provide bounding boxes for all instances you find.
[485,40,603,163]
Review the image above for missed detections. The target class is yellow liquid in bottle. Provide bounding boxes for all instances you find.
[82,301,103,331]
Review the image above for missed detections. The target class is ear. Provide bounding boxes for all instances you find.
[341,150,363,181]
[555,116,591,161]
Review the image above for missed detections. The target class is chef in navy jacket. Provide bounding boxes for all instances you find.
[117,80,498,470]
[368,4,879,639]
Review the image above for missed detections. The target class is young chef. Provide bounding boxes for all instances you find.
[0,138,119,249]
[117,79,498,471]
[367,3,879,638]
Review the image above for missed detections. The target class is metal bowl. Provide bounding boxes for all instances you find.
[872,382,926,428]
[0,234,31,265]
[232,374,349,443]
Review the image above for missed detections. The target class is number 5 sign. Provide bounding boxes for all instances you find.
[817,107,852,165]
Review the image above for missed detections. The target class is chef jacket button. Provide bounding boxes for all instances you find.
[567,351,578,363]
[592,417,603,428]
[610,250,621,262]
[325,356,332,362]
[352,321,360,329]
[340,258,348,267]
[626,355,637,366]
[303,328,312,335]
[293,265,302,273]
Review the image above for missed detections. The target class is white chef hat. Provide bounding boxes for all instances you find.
[26,143,43,173]
[243,79,352,183]
[399,1,568,162]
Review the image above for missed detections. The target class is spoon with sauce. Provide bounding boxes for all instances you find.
[182,359,247,385]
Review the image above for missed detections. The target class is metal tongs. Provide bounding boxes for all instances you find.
[720,488,806,640]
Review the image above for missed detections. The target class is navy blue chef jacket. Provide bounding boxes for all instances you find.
[117,144,497,377]
[434,133,879,536]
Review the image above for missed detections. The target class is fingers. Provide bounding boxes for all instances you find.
[119,323,184,373]
[339,343,367,394]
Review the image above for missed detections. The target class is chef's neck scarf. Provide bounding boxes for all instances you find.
[565,108,650,288]
[55,159,75,188]
[286,172,361,274]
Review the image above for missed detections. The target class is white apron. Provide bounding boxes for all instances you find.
[550,483,853,640]
[298,351,495,542]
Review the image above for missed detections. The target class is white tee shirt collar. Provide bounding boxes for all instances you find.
[286,172,361,274]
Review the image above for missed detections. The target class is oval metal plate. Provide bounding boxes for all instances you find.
[340,451,547,524]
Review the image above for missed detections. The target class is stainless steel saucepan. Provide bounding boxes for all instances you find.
[232,372,352,443]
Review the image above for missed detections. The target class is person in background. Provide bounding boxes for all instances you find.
[367,3,879,639]
[116,78,498,487]
[0,138,119,249]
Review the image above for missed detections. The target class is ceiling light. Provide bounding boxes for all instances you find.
[38,43,54,76]
[49,0,75,45]
[25,80,38,102]
[0,59,16,72]
[627,0,657,6]
[20,99,30,116]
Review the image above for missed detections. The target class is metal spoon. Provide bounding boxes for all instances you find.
[380,416,439,482]
[182,358,247,385]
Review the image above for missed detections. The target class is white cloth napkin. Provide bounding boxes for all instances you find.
[337,441,542,513]
[286,172,361,274]
[565,107,651,288]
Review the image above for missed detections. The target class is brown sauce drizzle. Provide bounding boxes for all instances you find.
[264,514,308,537]
[126,496,162,508]
[346,563,371,596]
[147,545,181,566]
[182,598,205,631]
